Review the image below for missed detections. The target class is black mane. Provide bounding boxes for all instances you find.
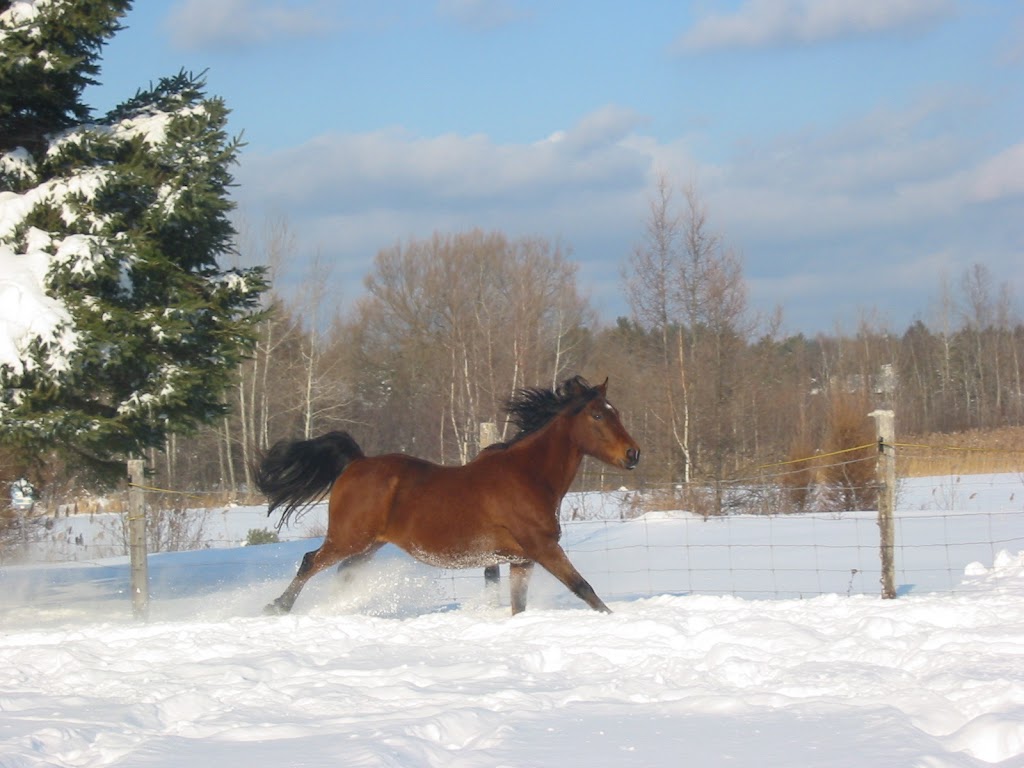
[491,375,600,448]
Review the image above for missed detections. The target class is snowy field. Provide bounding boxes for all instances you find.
[1,474,1023,767]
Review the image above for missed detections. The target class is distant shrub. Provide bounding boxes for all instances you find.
[246,528,280,546]
[818,392,878,512]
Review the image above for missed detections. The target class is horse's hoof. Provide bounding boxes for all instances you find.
[263,601,287,616]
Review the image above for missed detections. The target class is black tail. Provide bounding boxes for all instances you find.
[253,431,365,528]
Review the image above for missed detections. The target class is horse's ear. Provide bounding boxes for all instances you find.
[597,377,608,396]
[563,375,587,397]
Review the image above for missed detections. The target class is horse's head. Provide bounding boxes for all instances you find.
[568,378,641,470]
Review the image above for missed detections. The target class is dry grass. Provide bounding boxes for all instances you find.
[899,426,1024,477]
[630,425,1024,519]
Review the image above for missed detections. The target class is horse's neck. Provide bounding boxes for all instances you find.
[524,415,584,498]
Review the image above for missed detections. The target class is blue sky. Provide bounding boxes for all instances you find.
[87,0,1024,333]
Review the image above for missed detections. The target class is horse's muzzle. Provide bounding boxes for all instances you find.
[624,448,641,470]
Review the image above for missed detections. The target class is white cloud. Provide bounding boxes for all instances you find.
[436,0,532,30]
[677,0,954,52]
[701,109,1024,331]
[997,14,1024,66]
[548,105,648,154]
[233,107,657,303]
[166,0,337,50]
[968,142,1024,203]
[700,100,975,246]
[231,100,1022,332]
[238,108,651,216]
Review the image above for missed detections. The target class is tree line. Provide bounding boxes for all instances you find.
[150,194,1022,509]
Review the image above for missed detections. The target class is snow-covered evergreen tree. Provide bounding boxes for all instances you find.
[0,1,268,476]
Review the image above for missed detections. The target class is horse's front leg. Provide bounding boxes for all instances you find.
[509,562,534,615]
[528,542,611,614]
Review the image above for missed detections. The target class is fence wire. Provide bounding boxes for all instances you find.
[4,441,1023,607]
[417,504,1023,604]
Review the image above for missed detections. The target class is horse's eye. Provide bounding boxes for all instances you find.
[592,410,603,421]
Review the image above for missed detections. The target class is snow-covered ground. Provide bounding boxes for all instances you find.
[1,474,1023,767]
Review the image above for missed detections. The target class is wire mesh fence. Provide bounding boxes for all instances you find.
[3,441,1023,605]
[429,480,1024,604]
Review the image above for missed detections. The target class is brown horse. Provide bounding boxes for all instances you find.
[254,376,640,615]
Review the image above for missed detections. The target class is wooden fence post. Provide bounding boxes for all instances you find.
[869,410,897,599]
[479,422,500,595]
[127,459,149,620]
[479,421,498,453]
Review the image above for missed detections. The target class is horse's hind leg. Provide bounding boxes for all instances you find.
[335,542,384,586]
[265,547,333,615]
[484,565,500,587]
[509,562,534,615]
[266,540,375,615]
[483,564,501,605]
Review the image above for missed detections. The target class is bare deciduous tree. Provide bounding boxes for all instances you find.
[625,178,754,498]
[352,230,592,463]
[626,175,691,483]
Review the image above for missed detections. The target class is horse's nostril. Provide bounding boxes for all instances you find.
[626,448,641,467]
